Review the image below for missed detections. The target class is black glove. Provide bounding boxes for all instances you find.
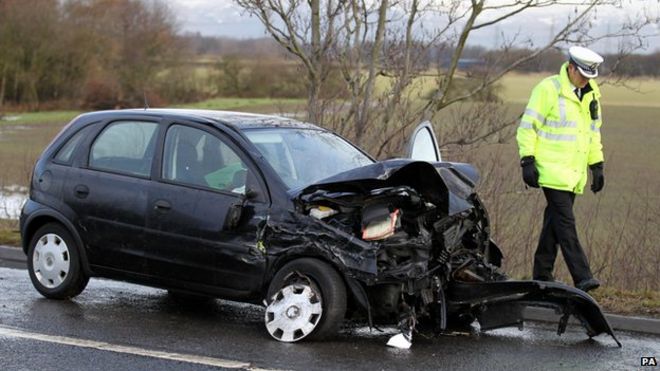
[520,156,539,188]
[590,162,604,193]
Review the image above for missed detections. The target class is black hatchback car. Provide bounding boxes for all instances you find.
[21,109,618,347]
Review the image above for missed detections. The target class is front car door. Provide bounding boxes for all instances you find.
[144,122,269,298]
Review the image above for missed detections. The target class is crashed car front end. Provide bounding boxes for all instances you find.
[261,159,620,347]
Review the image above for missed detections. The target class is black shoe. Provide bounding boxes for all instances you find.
[576,278,600,292]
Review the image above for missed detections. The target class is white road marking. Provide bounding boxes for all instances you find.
[0,325,277,370]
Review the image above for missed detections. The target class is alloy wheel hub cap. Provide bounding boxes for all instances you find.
[265,284,322,342]
[33,233,70,289]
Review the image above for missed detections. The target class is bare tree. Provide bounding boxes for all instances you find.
[234,0,658,157]
[0,0,180,109]
[235,0,344,123]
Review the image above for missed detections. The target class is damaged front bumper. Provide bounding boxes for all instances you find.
[448,280,621,347]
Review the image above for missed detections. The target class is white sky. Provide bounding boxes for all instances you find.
[166,0,660,53]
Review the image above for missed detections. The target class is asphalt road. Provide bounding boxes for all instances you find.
[0,263,658,370]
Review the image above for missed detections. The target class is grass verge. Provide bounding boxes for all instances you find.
[592,287,660,318]
[0,220,21,247]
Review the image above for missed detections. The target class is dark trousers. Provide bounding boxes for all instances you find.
[533,187,593,284]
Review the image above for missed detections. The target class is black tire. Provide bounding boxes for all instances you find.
[27,223,89,299]
[265,258,347,342]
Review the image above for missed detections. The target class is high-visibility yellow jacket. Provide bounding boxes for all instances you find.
[516,62,604,194]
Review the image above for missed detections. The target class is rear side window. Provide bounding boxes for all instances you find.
[90,121,159,177]
[54,125,95,164]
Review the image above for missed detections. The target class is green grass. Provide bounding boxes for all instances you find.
[0,111,80,125]
[499,72,660,107]
[176,97,305,111]
[592,287,660,317]
[0,220,20,247]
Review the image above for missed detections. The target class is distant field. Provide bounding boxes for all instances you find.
[175,97,305,112]
[500,72,660,107]
[0,111,80,126]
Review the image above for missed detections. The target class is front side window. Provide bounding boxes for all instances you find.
[89,121,158,177]
[162,125,248,194]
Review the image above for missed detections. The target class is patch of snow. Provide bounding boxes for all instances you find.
[0,187,27,220]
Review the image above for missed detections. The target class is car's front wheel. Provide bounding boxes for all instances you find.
[265,258,346,342]
[27,223,89,299]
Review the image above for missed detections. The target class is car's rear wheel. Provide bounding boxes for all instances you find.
[265,258,346,342]
[27,223,89,299]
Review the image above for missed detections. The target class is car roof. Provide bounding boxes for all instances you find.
[75,108,322,131]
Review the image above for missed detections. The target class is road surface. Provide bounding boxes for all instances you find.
[0,263,657,370]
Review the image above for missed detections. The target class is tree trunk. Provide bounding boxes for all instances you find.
[307,74,322,123]
[355,0,388,145]
[0,64,7,110]
[307,0,322,124]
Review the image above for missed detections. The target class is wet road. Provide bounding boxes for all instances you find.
[0,264,657,370]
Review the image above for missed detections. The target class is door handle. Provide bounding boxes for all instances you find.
[154,200,172,212]
[74,185,89,199]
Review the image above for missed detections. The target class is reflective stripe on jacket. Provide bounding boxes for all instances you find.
[516,62,604,194]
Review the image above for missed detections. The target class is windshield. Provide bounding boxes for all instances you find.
[244,128,374,190]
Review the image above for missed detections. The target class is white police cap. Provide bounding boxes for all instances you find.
[568,46,604,78]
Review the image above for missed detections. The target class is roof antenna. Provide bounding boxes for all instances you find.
[143,90,149,110]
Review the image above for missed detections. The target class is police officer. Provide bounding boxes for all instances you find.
[516,46,605,292]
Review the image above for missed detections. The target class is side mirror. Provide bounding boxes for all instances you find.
[244,188,259,201]
[224,188,258,230]
[225,201,242,230]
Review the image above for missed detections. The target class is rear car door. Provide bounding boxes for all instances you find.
[144,122,269,297]
[64,119,160,273]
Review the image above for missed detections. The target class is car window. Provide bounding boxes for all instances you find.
[89,121,159,177]
[162,125,248,195]
[244,129,373,190]
[54,125,95,164]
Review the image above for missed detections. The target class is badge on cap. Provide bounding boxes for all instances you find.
[568,46,604,79]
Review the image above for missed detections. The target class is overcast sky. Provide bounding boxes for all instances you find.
[167,0,660,53]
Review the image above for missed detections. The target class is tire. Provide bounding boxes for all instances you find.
[265,258,347,342]
[27,223,89,299]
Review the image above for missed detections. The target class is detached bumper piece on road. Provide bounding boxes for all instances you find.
[448,280,621,347]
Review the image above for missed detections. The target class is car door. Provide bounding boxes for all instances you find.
[144,122,269,296]
[407,121,441,162]
[63,118,161,273]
